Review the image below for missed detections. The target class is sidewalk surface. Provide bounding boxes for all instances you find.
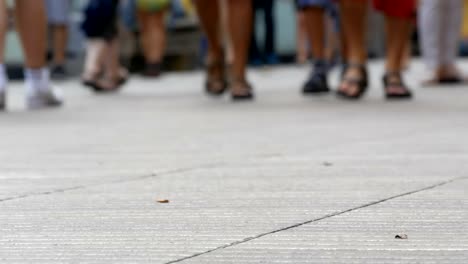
[0,61,467,263]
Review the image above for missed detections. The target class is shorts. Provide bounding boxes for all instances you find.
[296,0,335,10]
[372,0,416,19]
[45,0,71,25]
[136,0,171,12]
[296,0,340,31]
[344,0,416,19]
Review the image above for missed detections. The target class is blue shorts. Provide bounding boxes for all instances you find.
[296,0,340,31]
[45,0,71,25]
[296,0,335,9]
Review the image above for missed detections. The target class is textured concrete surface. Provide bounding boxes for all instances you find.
[0,61,467,263]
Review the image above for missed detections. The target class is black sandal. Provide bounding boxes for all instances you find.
[82,69,126,93]
[383,72,412,100]
[437,76,463,84]
[231,79,254,101]
[117,68,129,86]
[205,58,227,96]
[82,78,121,93]
[336,64,368,100]
[82,71,101,89]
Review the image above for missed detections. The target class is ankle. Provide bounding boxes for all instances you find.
[207,49,224,64]
[313,59,328,75]
[383,71,404,85]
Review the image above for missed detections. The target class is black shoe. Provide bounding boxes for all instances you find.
[142,63,162,78]
[51,65,67,80]
[232,93,254,101]
[302,60,330,95]
[302,73,330,94]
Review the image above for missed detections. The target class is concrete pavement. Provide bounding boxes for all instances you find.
[0,60,467,263]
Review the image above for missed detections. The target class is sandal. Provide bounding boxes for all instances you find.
[423,76,464,86]
[82,70,102,89]
[89,79,121,93]
[117,68,129,86]
[82,76,120,94]
[205,57,227,96]
[383,72,412,100]
[437,76,463,84]
[82,67,127,93]
[230,78,254,101]
[337,64,368,100]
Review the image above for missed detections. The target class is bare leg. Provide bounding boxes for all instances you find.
[300,5,331,94]
[194,0,227,94]
[296,11,308,63]
[82,39,106,80]
[226,0,252,95]
[385,17,411,73]
[0,0,7,64]
[51,24,68,66]
[385,15,412,95]
[9,0,63,109]
[220,0,234,65]
[193,0,223,62]
[338,0,367,96]
[340,0,367,65]
[303,7,325,60]
[137,10,166,64]
[103,38,122,83]
[15,0,47,69]
[89,39,118,89]
[339,21,348,63]
[400,39,411,70]
[325,15,338,63]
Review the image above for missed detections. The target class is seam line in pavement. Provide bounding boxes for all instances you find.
[165,176,468,264]
[0,163,222,203]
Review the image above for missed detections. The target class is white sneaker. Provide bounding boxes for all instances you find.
[27,86,64,110]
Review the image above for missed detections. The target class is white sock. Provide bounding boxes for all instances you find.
[24,67,50,94]
[0,64,7,92]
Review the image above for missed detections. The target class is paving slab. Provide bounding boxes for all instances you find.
[185,179,468,264]
[0,60,468,263]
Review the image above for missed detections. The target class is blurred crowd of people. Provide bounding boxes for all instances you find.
[0,0,468,110]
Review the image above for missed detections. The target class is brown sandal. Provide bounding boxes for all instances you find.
[205,58,227,96]
[230,78,254,101]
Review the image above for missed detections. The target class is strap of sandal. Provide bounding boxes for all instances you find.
[383,72,412,98]
[341,63,368,86]
[383,72,406,87]
[231,78,252,95]
[206,57,226,87]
